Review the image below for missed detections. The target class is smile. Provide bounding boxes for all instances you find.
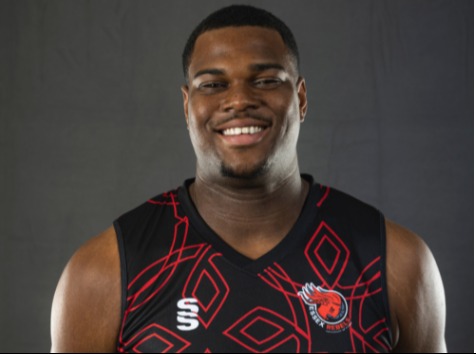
[222,126,264,136]
[217,125,269,147]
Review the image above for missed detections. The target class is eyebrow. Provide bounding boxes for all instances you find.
[193,63,286,80]
[193,69,225,80]
[249,63,286,72]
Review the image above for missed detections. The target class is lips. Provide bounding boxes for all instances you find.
[214,118,271,147]
[218,127,269,146]
[215,117,270,131]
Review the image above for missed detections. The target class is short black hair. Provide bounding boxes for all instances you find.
[182,5,300,80]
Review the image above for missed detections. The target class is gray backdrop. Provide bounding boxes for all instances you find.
[0,0,473,352]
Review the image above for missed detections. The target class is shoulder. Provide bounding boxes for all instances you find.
[385,219,441,298]
[385,219,447,353]
[51,226,121,352]
[115,189,182,231]
[386,219,432,275]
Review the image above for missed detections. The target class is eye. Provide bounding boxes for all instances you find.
[198,81,228,93]
[254,78,283,89]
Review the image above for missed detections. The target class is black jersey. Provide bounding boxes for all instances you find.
[114,175,393,353]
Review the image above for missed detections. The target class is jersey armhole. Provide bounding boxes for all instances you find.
[113,219,128,351]
[379,212,394,349]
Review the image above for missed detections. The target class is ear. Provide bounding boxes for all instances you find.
[297,77,307,123]
[181,85,190,128]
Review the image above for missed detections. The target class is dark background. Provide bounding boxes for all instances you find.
[0,0,473,352]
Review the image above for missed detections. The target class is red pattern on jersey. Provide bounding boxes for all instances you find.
[118,192,205,352]
[223,306,305,352]
[117,185,391,353]
[182,246,230,329]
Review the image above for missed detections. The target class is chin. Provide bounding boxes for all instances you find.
[220,161,269,180]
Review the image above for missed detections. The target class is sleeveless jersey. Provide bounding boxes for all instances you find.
[114,175,393,353]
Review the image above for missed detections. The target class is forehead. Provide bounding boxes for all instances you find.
[189,26,294,75]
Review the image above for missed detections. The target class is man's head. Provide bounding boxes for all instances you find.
[182,5,300,82]
[181,5,307,183]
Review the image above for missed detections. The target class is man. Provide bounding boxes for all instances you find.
[50,5,446,353]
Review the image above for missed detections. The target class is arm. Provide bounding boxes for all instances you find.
[50,226,121,353]
[386,219,447,353]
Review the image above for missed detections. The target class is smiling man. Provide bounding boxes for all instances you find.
[51,5,447,353]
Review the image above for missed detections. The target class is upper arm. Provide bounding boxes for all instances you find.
[386,219,447,353]
[50,226,122,353]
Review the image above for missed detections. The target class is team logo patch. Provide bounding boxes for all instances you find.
[177,298,200,331]
[298,283,351,333]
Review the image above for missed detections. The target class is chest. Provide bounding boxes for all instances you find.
[195,212,302,261]
[118,235,390,353]
[115,184,393,352]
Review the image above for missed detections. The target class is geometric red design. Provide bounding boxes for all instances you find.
[241,316,284,345]
[317,185,330,208]
[125,192,195,315]
[350,325,391,353]
[347,257,392,353]
[127,323,190,353]
[223,307,302,352]
[118,192,201,352]
[305,221,350,290]
[183,246,230,329]
[315,235,341,274]
[192,270,220,312]
[127,244,204,312]
[135,334,173,353]
[258,263,312,352]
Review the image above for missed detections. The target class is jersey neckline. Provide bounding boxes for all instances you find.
[177,174,322,274]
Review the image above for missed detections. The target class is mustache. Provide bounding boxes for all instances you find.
[213,113,271,128]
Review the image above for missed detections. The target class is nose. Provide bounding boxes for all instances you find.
[221,82,259,112]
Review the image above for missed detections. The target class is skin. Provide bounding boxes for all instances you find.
[50,26,447,352]
[181,27,309,259]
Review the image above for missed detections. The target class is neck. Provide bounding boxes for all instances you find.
[188,163,310,260]
[190,164,306,223]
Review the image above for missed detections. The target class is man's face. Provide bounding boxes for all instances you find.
[182,26,307,181]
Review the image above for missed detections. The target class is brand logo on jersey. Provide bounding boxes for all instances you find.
[177,298,199,331]
[298,283,351,333]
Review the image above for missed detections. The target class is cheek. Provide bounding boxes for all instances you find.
[188,100,216,149]
[188,101,218,139]
[276,97,301,136]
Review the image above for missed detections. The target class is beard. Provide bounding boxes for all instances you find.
[220,159,270,180]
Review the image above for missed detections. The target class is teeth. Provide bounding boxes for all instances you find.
[222,126,264,136]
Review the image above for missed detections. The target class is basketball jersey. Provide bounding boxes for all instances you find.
[114,175,393,353]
